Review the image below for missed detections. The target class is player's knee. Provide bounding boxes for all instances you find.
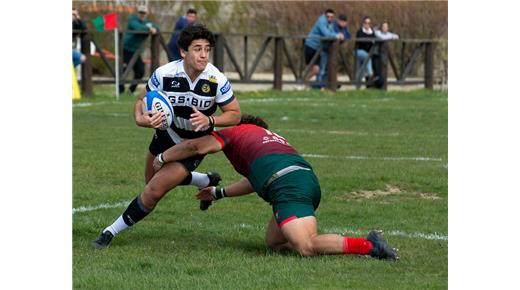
[142,183,167,206]
[292,240,315,257]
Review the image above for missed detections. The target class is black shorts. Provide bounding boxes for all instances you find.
[148,130,205,172]
[304,45,320,66]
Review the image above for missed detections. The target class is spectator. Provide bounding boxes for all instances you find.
[120,5,159,94]
[303,9,343,86]
[72,50,86,67]
[72,8,87,47]
[375,21,399,40]
[316,14,352,89]
[355,16,377,83]
[167,8,198,61]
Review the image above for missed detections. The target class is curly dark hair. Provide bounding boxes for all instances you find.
[238,115,269,129]
[177,24,215,52]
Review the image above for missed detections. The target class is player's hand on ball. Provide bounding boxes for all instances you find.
[137,110,165,129]
[148,111,165,129]
[189,106,209,132]
[196,187,216,201]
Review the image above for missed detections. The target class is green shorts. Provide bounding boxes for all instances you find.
[266,168,321,227]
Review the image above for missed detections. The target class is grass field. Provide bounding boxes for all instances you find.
[73,87,448,289]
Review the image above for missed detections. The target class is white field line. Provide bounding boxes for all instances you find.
[73,201,447,241]
[240,97,313,103]
[72,200,130,214]
[276,128,448,138]
[301,153,443,162]
[73,101,119,108]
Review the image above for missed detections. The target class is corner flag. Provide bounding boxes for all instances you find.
[92,13,118,31]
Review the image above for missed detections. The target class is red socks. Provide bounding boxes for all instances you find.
[343,237,373,255]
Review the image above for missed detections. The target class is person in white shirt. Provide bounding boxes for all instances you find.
[375,21,399,40]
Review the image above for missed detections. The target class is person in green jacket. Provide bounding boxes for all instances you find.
[120,5,159,94]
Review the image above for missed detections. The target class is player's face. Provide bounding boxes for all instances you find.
[182,39,211,72]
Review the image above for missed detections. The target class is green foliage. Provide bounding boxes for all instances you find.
[73,88,447,289]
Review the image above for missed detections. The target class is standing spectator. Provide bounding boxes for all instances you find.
[72,8,87,46]
[167,8,198,61]
[120,5,159,94]
[316,14,352,89]
[375,21,399,40]
[355,16,377,83]
[303,9,344,86]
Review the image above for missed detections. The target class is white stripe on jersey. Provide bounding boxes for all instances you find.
[166,128,183,144]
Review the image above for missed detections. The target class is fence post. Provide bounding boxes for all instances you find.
[327,39,338,92]
[380,41,389,91]
[273,37,283,90]
[150,33,160,72]
[424,41,434,89]
[213,33,224,72]
[80,32,93,95]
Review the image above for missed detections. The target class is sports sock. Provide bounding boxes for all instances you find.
[104,196,151,236]
[189,171,210,188]
[104,215,127,236]
[343,237,373,255]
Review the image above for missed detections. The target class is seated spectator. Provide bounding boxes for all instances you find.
[355,16,377,83]
[72,50,86,67]
[375,21,399,40]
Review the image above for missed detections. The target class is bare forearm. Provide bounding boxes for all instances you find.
[162,141,199,163]
[134,90,147,125]
[214,109,240,127]
[223,178,255,197]
[215,99,241,127]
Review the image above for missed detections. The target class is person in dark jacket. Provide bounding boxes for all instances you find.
[167,8,198,61]
[120,5,159,94]
[355,16,377,82]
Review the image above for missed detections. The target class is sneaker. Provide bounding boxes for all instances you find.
[366,230,398,261]
[91,231,114,249]
[200,172,221,211]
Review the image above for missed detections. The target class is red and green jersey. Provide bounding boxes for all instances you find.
[211,124,312,198]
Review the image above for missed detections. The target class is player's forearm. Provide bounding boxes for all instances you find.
[162,141,199,163]
[134,90,147,125]
[222,178,255,197]
[213,109,240,127]
[214,100,241,127]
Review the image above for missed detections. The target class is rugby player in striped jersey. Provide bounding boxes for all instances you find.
[92,24,241,248]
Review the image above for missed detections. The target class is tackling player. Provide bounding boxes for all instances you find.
[151,115,398,260]
[92,24,241,248]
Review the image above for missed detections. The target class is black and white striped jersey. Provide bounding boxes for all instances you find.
[146,59,235,142]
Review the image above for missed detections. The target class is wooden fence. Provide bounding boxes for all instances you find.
[74,29,440,95]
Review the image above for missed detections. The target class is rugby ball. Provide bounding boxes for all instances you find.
[142,90,174,131]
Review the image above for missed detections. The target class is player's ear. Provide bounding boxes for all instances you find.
[180,48,187,59]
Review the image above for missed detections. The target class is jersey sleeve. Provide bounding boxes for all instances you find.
[211,127,234,149]
[215,72,235,106]
[146,69,162,92]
